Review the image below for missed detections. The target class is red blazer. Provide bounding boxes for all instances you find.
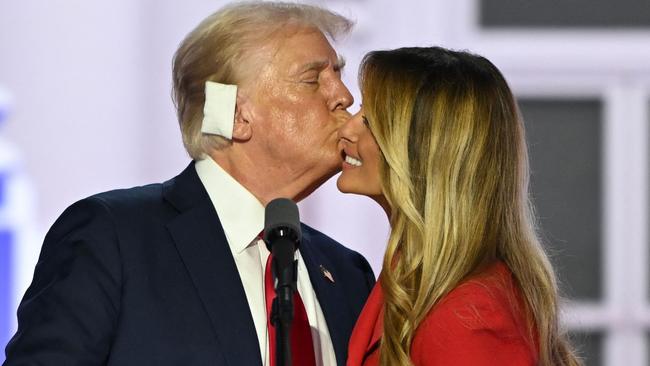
[347,261,538,366]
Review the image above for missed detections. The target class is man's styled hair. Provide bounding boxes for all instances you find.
[172,1,353,160]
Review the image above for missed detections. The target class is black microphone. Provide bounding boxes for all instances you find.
[263,198,301,366]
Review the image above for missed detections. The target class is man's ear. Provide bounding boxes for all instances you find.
[232,93,253,142]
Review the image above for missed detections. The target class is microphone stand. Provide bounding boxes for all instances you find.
[269,229,298,366]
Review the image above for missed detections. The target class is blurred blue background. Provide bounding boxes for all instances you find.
[1,0,649,364]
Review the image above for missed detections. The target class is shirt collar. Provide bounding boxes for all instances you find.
[195,157,264,254]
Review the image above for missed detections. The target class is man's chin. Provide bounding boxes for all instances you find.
[315,164,341,186]
[294,164,339,202]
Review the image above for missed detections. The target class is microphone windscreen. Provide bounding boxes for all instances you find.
[264,198,302,243]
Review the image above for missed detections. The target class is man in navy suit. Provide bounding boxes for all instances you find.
[3,2,374,365]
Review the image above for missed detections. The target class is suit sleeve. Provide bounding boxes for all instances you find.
[4,197,122,365]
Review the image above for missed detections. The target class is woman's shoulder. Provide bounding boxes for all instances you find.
[410,261,537,365]
[436,261,523,327]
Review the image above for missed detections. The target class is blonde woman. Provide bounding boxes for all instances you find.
[340,47,581,366]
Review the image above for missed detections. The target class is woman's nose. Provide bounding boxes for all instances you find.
[338,121,356,143]
[338,113,362,142]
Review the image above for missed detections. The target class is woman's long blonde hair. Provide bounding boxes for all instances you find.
[360,47,580,366]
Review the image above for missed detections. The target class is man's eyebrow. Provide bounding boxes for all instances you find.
[297,56,347,74]
[298,60,329,74]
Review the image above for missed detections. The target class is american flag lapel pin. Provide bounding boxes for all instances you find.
[319,265,335,283]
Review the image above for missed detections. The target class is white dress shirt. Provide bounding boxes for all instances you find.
[195,157,337,366]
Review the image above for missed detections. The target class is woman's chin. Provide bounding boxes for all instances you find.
[335,177,351,193]
[336,177,362,195]
[337,175,382,196]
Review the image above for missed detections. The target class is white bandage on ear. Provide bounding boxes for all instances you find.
[201,81,238,140]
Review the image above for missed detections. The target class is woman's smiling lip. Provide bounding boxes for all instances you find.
[344,155,363,166]
[341,148,363,169]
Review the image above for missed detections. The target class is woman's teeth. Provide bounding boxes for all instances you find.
[345,155,363,167]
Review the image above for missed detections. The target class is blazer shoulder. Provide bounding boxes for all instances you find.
[410,263,537,365]
[425,262,527,333]
[42,183,169,254]
[40,182,164,260]
[88,183,165,211]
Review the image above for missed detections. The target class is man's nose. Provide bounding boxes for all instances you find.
[329,79,354,111]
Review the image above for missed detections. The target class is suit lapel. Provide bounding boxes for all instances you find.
[299,230,355,366]
[164,163,261,366]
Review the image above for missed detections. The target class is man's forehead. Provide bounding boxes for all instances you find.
[269,28,340,64]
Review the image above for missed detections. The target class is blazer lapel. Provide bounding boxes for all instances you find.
[163,163,261,366]
[366,303,383,357]
[347,280,384,365]
[299,229,356,366]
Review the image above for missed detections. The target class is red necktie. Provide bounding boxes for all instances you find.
[264,254,317,366]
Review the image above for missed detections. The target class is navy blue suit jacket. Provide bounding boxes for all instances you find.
[4,163,375,365]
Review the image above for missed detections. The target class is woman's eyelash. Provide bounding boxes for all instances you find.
[362,116,370,126]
